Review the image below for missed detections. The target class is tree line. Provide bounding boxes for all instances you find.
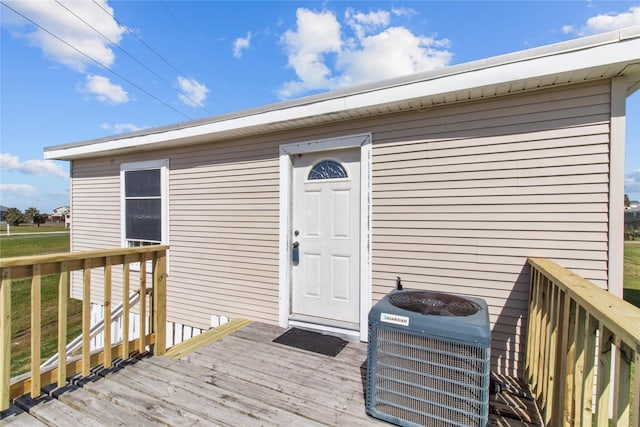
[3,207,49,227]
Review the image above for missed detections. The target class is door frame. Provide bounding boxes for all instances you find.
[279,133,372,341]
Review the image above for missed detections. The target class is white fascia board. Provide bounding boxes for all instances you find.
[342,39,640,111]
[45,31,640,161]
[44,97,348,160]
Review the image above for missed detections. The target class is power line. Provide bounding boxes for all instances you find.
[92,0,229,113]
[54,0,212,115]
[160,1,208,54]
[0,1,193,121]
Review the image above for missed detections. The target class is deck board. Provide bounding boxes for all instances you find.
[0,412,47,426]
[29,398,106,427]
[2,321,542,426]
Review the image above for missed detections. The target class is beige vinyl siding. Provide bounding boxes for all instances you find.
[70,160,122,302]
[370,80,611,375]
[69,79,612,377]
[168,137,281,325]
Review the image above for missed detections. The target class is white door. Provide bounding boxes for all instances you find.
[290,148,361,328]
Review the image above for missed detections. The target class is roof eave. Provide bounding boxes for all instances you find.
[44,26,640,161]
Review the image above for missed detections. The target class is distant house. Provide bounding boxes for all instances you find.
[50,206,70,225]
[44,27,640,377]
[625,207,640,233]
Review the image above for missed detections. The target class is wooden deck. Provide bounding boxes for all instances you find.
[1,322,541,426]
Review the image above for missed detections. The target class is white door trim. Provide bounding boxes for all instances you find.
[279,133,372,341]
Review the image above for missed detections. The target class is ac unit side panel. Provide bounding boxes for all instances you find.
[366,290,491,427]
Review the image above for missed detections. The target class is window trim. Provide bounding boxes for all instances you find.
[120,159,169,249]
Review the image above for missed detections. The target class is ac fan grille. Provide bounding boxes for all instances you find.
[369,327,490,426]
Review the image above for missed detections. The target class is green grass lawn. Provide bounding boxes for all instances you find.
[0,233,82,376]
[623,242,640,308]
[0,234,70,258]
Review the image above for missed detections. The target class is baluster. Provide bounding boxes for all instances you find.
[544,283,560,425]
[82,259,91,377]
[572,306,586,427]
[596,326,613,426]
[122,261,130,360]
[31,264,41,397]
[612,340,631,425]
[103,256,112,368]
[581,315,598,427]
[138,253,147,352]
[57,262,68,387]
[633,350,639,427]
[558,297,576,426]
[526,268,539,387]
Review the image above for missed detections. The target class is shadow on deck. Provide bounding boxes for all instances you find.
[1,322,541,426]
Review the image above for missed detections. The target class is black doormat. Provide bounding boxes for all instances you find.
[273,328,348,357]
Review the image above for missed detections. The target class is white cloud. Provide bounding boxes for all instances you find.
[561,25,574,34]
[233,32,252,58]
[337,27,452,87]
[0,184,37,196]
[278,7,451,99]
[1,0,125,72]
[101,123,146,134]
[83,74,128,104]
[625,169,640,194]
[0,153,68,179]
[279,8,343,98]
[585,6,640,33]
[177,76,209,108]
[345,8,391,39]
[565,5,640,36]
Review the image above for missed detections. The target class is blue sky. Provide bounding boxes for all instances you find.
[1,1,639,212]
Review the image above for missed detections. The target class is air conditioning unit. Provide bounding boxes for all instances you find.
[366,288,491,427]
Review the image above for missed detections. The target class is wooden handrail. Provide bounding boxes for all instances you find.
[0,246,168,411]
[526,257,640,427]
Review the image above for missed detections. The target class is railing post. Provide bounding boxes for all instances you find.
[1,268,11,411]
[153,250,167,355]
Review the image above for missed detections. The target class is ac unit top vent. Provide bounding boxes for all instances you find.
[388,290,480,316]
[369,289,491,347]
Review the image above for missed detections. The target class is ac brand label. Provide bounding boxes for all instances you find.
[380,312,409,327]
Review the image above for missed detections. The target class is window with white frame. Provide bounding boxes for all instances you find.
[121,160,168,248]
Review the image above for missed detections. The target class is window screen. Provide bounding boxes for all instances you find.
[124,168,162,244]
[125,169,161,197]
[125,199,161,242]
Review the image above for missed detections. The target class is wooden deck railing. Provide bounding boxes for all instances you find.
[526,257,640,426]
[0,246,168,412]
